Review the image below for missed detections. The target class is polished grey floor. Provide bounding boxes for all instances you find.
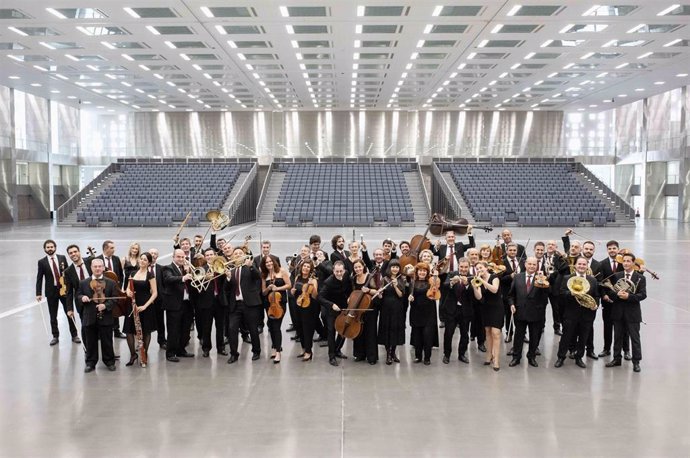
[1,220,688,457]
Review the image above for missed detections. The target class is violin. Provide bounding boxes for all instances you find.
[297,274,316,308]
[335,277,373,340]
[491,234,505,265]
[90,279,107,320]
[426,268,441,301]
[267,274,284,319]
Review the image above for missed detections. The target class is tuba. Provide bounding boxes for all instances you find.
[206,209,230,231]
[567,276,598,310]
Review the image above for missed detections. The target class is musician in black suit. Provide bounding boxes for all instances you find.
[605,253,647,372]
[64,244,91,333]
[76,258,118,372]
[161,249,195,362]
[97,240,125,339]
[36,239,77,345]
[554,257,600,369]
[190,248,229,357]
[500,243,524,342]
[598,240,628,358]
[225,247,263,362]
[318,261,352,366]
[578,240,602,360]
[431,229,476,264]
[500,229,525,259]
[330,234,351,271]
[148,248,166,348]
[544,240,567,335]
[507,257,550,367]
[442,258,475,364]
[253,240,281,333]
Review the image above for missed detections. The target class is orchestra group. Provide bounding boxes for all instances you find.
[35,224,650,374]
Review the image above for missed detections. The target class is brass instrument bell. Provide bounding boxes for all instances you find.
[206,209,230,231]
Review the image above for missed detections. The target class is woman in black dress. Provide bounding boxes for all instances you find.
[408,262,439,365]
[472,261,503,371]
[122,242,141,286]
[350,259,378,364]
[261,255,291,364]
[377,259,408,365]
[291,260,318,362]
[124,252,158,367]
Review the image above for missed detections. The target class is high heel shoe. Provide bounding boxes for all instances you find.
[126,354,138,367]
[483,358,492,366]
[493,365,500,372]
[296,353,305,358]
[302,353,313,362]
[273,352,281,364]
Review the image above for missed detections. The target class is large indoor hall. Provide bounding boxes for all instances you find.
[1,0,689,457]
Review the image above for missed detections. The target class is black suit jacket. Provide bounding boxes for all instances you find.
[161,262,191,311]
[508,272,549,322]
[609,271,646,323]
[77,276,118,326]
[36,255,68,298]
[65,261,92,315]
[500,242,525,260]
[97,254,124,287]
[191,275,228,309]
[225,265,262,310]
[432,237,476,262]
[253,254,281,271]
[442,271,474,319]
[559,274,600,321]
[598,256,624,299]
[500,256,525,298]
[318,273,352,315]
[150,264,165,305]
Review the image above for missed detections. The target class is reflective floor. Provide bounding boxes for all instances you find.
[1,220,688,456]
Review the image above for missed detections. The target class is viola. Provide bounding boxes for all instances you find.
[267,274,284,319]
[335,278,373,340]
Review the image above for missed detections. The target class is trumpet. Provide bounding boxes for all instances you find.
[471,276,484,288]
[567,276,598,310]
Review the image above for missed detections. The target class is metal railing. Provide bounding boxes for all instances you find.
[255,162,274,220]
[416,163,431,217]
[226,164,258,226]
[55,162,120,222]
[431,163,464,220]
[574,162,636,220]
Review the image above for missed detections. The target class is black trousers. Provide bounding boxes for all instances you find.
[299,303,317,354]
[287,294,303,340]
[47,295,77,338]
[166,301,194,358]
[602,305,629,352]
[267,304,285,352]
[325,312,345,359]
[154,300,166,344]
[558,316,593,359]
[503,301,513,336]
[83,323,115,367]
[443,311,471,357]
[411,325,435,361]
[613,320,641,362]
[470,307,485,344]
[548,294,562,329]
[227,302,262,356]
[513,319,544,360]
[213,304,227,350]
[352,310,379,362]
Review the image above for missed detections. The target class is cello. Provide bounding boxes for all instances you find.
[335,275,373,340]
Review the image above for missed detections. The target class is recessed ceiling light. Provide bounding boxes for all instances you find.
[589,104,598,108]
[657,4,681,16]
[30,83,41,87]
[507,5,522,16]
[67,96,77,99]
[664,39,682,47]
[432,5,443,17]
[580,52,594,59]
[635,88,644,92]
[46,8,67,19]
[146,26,160,35]
[677,73,688,77]
[123,7,139,18]
[618,94,628,98]
[541,40,553,48]
[65,54,79,61]
[627,24,645,33]
[9,76,20,79]
[637,52,653,59]
[50,90,60,94]
[654,81,665,85]
[491,24,503,34]
[200,6,213,18]
[477,40,488,48]
[8,27,28,37]
[615,62,629,69]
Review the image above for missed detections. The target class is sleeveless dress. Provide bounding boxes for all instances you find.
[480,274,504,329]
[123,271,157,334]
[377,276,407,346]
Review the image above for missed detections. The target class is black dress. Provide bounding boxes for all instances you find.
[265,276,287,352]
[377,276,407,347]
[123,272,157,334]
[409,281,439,349]
[294,275,318,353]
[479,274,504,329]
[123,259,138,286]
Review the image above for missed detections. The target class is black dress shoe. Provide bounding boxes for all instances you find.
[528,357,538,367]
[335,352,348,359]
[218,349,228,356]
[509,358,521,367]
[535,348,541,356]
[227,355,238,364]
[368,360,376,365]
[178,351,194,358]
[554,329,563,336]
[49,337,59,346]
[126,355,138,367]
[385,356,393,365]
[290,335,301,342]
[568,351,576,360]
[251,353,260,361]
[624,351,632,361]
[84,365,95,373]
[478,344,487,353]
[575,358,587,369]
[586,351,599,360]
[242,336,251,344]
[392,355,400,363]
[439,322,445,328]
[202,350,210,358]
[114,331,126,339]
[423,360,431,366]
[353,356,365,362]
[329,357,339,366]
[319,342,329,348]
[554,358,565,368]
[506,348,515,356]
[72,336,81,344]
[107,364,116,371]
[633,363,641,372]
[166,356,180,362]
[458,354,469,364]
[598,350,611,357]
[605,359,622,367]
[414,358,422,363]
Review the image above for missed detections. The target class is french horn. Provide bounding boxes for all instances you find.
[567,276,598,310]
